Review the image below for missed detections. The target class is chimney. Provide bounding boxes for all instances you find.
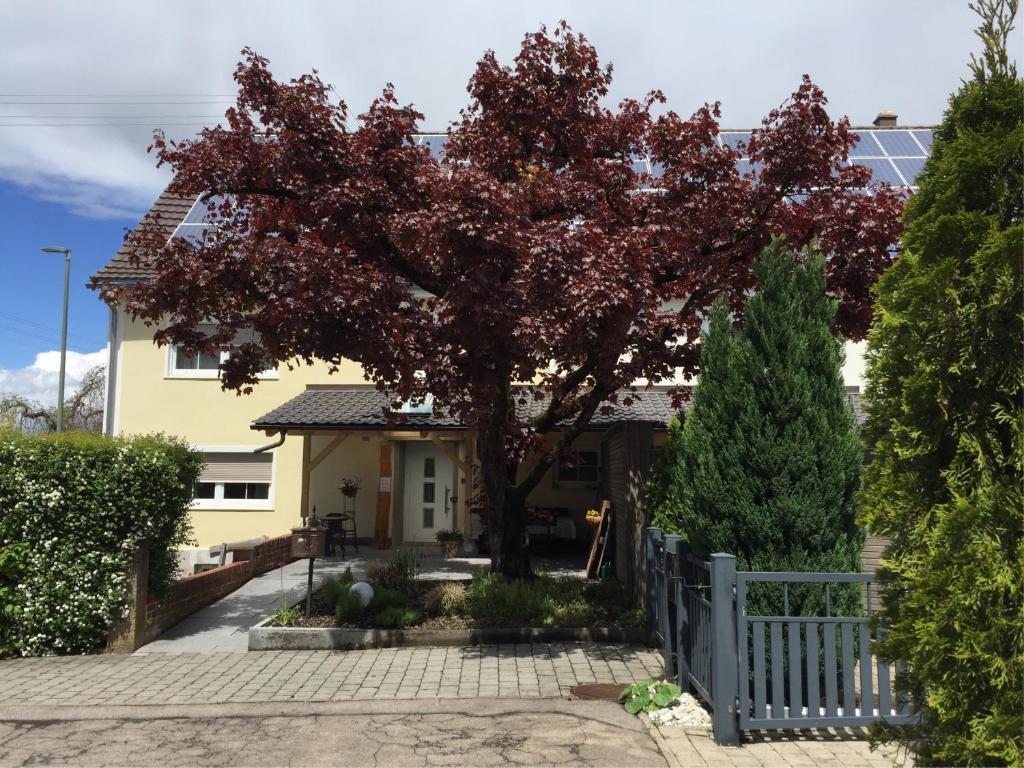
[873,110,898,128]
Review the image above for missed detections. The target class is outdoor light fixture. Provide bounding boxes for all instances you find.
[40,246,71,433]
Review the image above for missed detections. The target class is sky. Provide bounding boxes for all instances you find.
[0,0,999,403]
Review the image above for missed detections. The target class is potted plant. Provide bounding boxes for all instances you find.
[585,508,602,527]
[435,529,464,558]
[339,478,360,498]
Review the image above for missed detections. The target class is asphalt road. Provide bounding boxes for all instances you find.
[0,699,667,767]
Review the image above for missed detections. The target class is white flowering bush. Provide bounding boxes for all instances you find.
[0,429,200,656]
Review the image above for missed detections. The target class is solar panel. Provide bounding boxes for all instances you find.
[848,132,884,157]
[892,157,927,185]
[171,224,215,245]
[735,158,762,179]
[873,130,925,157]
[852,158,904,186]
[630,156,651,175]
[417,134,447,159]
[720,131,752,155]
[180,194,234,225]
[912,130,934,152]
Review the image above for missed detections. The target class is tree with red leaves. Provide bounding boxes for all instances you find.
[110,23,903,577]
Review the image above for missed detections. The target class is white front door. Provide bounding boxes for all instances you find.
[403,442,455,543]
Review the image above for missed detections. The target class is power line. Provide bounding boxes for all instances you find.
[0,100,235,105]
[0,93,236,97]
[0,114,226,119]
[0,122,214,127]
[0,312,103,347]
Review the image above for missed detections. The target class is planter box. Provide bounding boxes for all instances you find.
[248,618,647,651]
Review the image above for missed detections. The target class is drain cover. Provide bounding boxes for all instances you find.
[570,683,625,701]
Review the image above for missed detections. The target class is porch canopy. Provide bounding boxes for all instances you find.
[250,385,681,433]
[250,385,681,549]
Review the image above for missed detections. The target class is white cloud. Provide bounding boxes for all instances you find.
[0,348,106,405]
[0,1,983,220]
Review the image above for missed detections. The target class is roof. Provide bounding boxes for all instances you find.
[252,386,683,432]
[90,187,195,285]
[251,385,865,432]
[92,126,934,286]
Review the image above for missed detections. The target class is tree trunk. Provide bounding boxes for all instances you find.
[489,492,531,578]
[476,399,532,579]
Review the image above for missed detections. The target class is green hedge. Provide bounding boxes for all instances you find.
[0,430,201,656]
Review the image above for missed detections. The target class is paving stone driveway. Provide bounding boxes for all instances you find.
[0,643,663,705]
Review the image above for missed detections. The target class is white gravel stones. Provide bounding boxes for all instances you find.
[649,692,712,728]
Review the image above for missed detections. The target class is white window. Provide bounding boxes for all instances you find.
[192,450,274,509]
[166,328,278,380]
[556,449,600,486]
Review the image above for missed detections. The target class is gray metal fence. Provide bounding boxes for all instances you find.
[645,527,915,745]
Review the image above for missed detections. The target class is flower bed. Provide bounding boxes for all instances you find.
[269,560,645,632]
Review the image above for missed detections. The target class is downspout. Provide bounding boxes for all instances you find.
[101,303,119,436]
[254,430,287,453]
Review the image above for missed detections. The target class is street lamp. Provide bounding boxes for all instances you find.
[41,246,71,433]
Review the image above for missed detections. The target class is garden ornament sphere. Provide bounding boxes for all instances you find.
[350,581,374,607]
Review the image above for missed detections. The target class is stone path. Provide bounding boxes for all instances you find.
[653,724,907,767]
[0,644,664,704]
[139,556,359,653]
[140,548,490,653]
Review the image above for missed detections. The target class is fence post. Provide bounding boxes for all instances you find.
[710,553,739,746]
[644,527,661,644]
[662,534,681,681]
[106,543,149,654]
[675,539,693,693]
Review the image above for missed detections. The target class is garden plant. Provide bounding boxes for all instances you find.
[859,1,1023,763]
[0,430,200,656]
[649,241,865,619]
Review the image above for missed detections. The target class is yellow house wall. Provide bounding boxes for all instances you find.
[115,307,863,551]
[116,314,368,547]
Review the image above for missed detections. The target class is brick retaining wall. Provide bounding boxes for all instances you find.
[140,533,295,645]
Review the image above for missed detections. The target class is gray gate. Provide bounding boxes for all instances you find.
[646,527,916,745]
[736,570,914,730]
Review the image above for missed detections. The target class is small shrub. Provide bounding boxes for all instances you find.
[366,560,394,585]
[0,429,200,655]
[339,566,354,584]
[369,586,407,613]
[318,576,349,607]
[584,578,633,616]
[390,548,422,593]
[334,588,364,625]
[619,679,681,715]
[424,582,467,617]
[375,606,422,629]
[274,605,300,627]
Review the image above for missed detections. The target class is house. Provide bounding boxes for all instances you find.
[90,113,932,583]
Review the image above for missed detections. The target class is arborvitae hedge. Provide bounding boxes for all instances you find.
[0,430,200,656]
[649,242,864,618]
[859,2,1023,763]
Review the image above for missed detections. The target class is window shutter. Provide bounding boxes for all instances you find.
[199,452,273,483]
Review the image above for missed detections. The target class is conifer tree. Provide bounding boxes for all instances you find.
[651,241,864,617]
[860,1,1023,763]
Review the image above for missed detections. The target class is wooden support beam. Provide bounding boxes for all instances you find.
[374,442,394,549]
[427,431,469,474]
[309,433,348,473]
[463,431,476,535]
